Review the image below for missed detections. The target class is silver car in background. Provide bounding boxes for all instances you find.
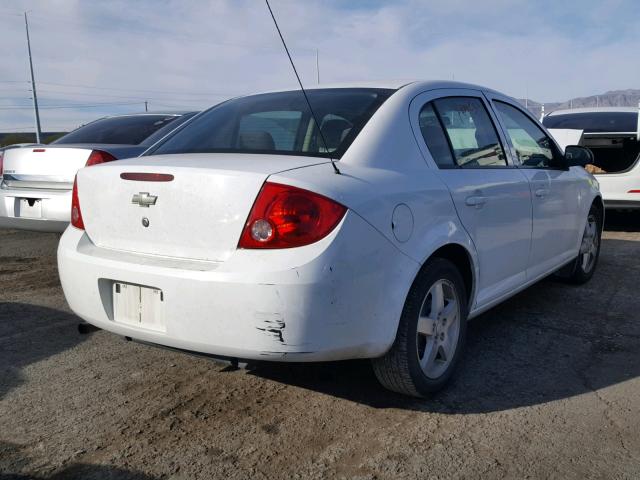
[0,112,197,232]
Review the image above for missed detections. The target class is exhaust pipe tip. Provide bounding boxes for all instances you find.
[78,322,100,335]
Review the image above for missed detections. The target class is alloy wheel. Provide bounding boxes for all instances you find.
[416,279,461,379]
[580,213,599,273]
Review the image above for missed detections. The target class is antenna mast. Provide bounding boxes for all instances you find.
[264,0,340,174]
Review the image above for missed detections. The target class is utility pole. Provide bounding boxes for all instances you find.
[144,101,148,112]
[315,49,320,85]
[24,11,42,143]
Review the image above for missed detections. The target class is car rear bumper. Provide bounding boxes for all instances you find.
[0,185,71,232]
[58,213,418,362]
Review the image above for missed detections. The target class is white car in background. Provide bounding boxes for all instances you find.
[0,112,197,232]
[58,81,602,397]
[544,107,640,209]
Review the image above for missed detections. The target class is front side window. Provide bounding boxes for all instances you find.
[432,97,507,168]
[150,88,394,159]
[494,101,560,168]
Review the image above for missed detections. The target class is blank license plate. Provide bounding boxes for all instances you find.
[17,198,42,218]
[113,283,165,332]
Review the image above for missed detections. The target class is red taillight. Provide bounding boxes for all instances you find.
[238,182,346,249]
[0,151,3,176]
[71,176,84,230]
[85,150,117,167]
[629,190,640,194]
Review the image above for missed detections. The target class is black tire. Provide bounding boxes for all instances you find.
[562,203,603,285]
[372,258,468,397]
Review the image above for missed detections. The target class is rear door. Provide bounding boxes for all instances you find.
[489,96,581,278]
[410,90,532,308]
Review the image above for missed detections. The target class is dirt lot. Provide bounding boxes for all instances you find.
[1,212,639,480]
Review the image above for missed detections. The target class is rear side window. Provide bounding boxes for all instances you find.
[494,101,559,168]
[55,115,181,145]
[431,97,507,168]
[419,103,455,167]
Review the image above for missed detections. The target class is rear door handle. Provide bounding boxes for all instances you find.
[535,188,549,198]
[465,195,487,208]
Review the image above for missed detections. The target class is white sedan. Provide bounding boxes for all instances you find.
[544,107,640,210]
[58,81,602,397]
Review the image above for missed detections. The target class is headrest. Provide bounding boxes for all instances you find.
[239,131,275,151]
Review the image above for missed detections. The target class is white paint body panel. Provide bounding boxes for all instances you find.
[58,81,601,361]
[595,162,640,206]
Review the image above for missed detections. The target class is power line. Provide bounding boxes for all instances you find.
[0,101,144,110]
[34,89,220,103]
[0,126,70,132]
[37,81,241,98]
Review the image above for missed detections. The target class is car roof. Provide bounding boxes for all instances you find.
[239,79,493,96]
[239,80,503,99]
[548,107,639,116]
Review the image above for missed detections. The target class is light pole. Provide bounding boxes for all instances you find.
[24,11,42,143]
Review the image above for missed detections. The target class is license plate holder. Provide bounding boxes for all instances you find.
[17,198,42,218]
[113,282,165,332]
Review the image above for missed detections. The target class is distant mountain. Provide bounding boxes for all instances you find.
[519,89,640,118]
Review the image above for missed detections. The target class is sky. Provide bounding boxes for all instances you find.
[1,0,639,132]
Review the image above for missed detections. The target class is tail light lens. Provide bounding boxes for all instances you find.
[71,176,84,230]
[238,182,346,249]
[85,150,116,167]
[0,151,4,176]
[70,150,115,230]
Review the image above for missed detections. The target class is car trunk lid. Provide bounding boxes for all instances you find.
[2,146,94,190]
[77,153,329,262]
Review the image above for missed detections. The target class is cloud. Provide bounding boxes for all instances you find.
[1,0,638,131]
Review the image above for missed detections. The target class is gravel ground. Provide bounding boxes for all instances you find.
[1,212,639,480]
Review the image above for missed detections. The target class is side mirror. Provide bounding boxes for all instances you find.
[564,145,594,168]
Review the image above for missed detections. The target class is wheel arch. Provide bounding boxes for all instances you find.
[592,194,604,222]
[427,243,476,306]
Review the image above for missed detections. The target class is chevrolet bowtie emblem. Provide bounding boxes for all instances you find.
[131,192,157,208]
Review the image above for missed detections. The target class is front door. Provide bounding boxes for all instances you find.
[490,98,581,279]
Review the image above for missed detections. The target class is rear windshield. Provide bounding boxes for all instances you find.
[543,112,638,133]
[148,88,395,159]
[54,115,182,145]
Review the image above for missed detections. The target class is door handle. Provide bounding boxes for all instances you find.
[535,188,549,198]
[465,195,487,208]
